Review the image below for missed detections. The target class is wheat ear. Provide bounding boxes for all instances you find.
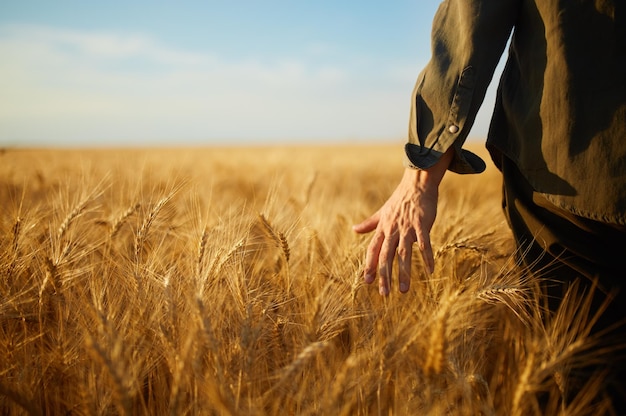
[134,195,172,262]
[57,191,97,239]
[110,202,140,238]
[258,213,290,262]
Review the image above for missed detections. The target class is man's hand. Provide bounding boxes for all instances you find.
[353,149,453,295]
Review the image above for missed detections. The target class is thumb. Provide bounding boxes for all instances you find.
[353,211,380,234]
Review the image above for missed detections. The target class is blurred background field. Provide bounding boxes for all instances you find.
[0,143,612,415]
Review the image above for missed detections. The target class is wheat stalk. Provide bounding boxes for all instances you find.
[0,383,41,415]
[84,333,133,416]
[262,340,329,402]
[512,349,537,416]
[424,306,449,376]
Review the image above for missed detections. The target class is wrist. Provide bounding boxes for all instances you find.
[406,147,453,192]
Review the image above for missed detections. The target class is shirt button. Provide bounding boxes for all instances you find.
[448,125,459,134]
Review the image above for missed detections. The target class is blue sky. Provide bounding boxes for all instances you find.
[0,1,504,147]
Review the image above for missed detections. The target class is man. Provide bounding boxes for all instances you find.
[353,0,625,409]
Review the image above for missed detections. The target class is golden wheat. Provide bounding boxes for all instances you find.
[0,144,620,415]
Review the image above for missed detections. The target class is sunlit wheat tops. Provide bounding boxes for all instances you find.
[0,145,619,415]
[258,213,290,263]
[134,193,175,263]
[110,202,141,238]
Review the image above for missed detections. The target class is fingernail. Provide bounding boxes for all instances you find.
[364,273,375,284]
[400,282,408,293]
[379,286,389,296]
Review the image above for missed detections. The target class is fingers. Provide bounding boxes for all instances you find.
[357,212,384,286]
[378,233,399,296]
[364,229,400,296]
[365,230,419,296]
[364,231,384,284]
[352,211,380,234]
[358,209,436,295]
[416,229,435,275]
[397,234,415,293]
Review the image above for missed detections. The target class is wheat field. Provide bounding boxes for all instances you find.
[0,143,616,415]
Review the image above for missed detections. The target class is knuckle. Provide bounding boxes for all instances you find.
[396,245,409,259]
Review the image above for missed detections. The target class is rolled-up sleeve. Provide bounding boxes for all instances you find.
[405,0,520,174]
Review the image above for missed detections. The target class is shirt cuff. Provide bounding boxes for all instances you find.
[404,142,486,174]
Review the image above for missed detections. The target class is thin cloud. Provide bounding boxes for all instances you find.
[0,24,419,145]
[0,24,213,65]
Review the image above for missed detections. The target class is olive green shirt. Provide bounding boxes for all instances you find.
[405,0,626,226]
